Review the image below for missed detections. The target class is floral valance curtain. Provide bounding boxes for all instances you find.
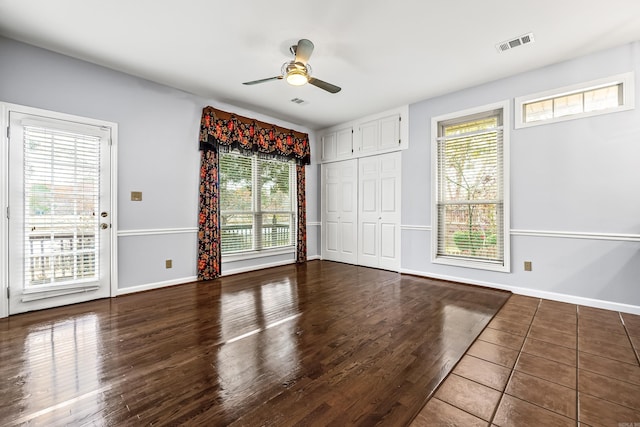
[199,106,311,165]
[197,107,308,281]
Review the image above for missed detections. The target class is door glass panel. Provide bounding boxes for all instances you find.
[23,126,100,287]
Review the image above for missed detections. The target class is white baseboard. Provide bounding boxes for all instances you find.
[115,258,320,296]
[401,268,640,315]
[307,255,321,261]
[116,276,198,296]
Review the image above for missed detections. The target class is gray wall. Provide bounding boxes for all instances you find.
[402,41,640,310]
[0,37,319,292]
[3,35,639,311]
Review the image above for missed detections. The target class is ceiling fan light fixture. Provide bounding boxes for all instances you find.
[244,40,340,93]
[286,69,308,86]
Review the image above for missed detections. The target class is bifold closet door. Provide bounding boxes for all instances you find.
[358,152,401,270]
[322,159,358,264]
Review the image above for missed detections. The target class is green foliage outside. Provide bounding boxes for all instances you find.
[30,184,51,215]
[442,116,500,258]
[453,230,496,255]
[219,154,291,220]
[219,153,293,252]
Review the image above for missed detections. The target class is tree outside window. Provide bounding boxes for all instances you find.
[436,111,504,263]
[219,153,295,254]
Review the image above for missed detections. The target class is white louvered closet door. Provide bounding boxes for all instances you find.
[8,111,112,314]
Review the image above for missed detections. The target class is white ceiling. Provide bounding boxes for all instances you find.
[1,1,640,130]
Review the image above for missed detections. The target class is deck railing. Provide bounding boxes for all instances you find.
[27,233,96,285]
[221,224,290,253]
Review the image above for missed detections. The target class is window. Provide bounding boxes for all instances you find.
[432,101,510,272]
[515,72,635,128]
[22,125,101,285]
[219,152,296,255]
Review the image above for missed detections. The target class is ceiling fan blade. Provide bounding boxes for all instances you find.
[243,76,283,85]
[308,77,341,94]
[295,39,314,64]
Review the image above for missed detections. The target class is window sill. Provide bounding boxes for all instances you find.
[222,246,295,263]
[433,256,510,273]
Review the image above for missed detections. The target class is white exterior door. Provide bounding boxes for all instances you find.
[358,152,401,270]
[322,159,357,264]
[7,108,113,314]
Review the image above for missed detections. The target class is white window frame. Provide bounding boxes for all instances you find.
[431,100,510,272]
[1,103,9,318]
[220,152,296,262]
[515,72,635,129]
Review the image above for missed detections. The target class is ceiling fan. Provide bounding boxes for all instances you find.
[243,39,341,94]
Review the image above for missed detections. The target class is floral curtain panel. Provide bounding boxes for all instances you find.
[198,107,309,280]
[197,149,220,280]
[295,164,307,264]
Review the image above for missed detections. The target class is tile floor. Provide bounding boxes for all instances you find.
[411,295,640,427]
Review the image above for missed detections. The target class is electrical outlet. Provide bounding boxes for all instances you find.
[131,191,142,201]
[165,259,172,269]
[524,261,532,271]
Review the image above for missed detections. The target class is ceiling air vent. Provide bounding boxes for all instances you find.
[290,97,306,105]
[496,32,535,53]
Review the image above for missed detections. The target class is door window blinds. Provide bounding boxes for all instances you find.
[22,125,101,286]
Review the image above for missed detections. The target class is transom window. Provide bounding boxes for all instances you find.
[432,101,510,272]
[219,152,296,255]
[515,72,635,128]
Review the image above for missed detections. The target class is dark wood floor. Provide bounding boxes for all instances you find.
[0,261,509,426]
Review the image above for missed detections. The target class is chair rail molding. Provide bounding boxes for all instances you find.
[117,227,198,237]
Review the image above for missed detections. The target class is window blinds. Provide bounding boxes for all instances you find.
[220,153,295,254]
[436,112,504,263]
[23,126,101,286]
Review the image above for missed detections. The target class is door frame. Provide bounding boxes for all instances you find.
[0,101,119,318]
